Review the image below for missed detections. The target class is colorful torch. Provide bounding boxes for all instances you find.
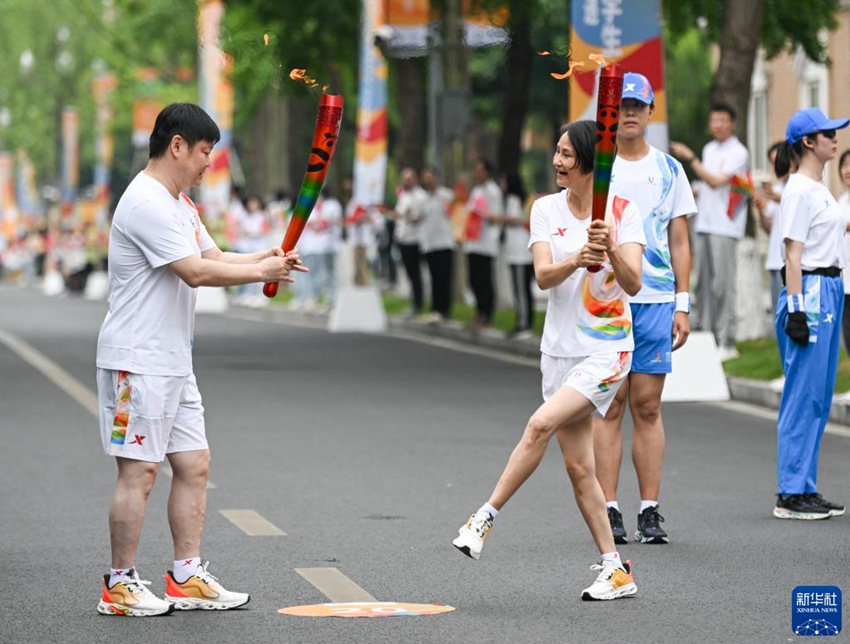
[588,62,623,273]
[263,93,344,298]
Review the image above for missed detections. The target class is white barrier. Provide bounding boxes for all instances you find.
[195,286,229,314]
[84,271,108,301]
[328,286,387,333]
[662,331,731,402]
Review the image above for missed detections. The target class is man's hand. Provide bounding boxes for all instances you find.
[785,311,809,346]
[669,141,696,163]
[671,311,690,351]
[258,249,308,283]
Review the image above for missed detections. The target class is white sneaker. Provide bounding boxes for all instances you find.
[581,560,637,601]
[164,561,250,610]
[452,511,494,560]
[97,568,174,616]
[719,346,739,362]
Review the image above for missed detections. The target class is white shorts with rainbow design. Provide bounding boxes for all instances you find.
[540,351,632,418]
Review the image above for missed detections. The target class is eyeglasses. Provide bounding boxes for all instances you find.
[818,129,837,140]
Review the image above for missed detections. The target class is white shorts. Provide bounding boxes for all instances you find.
[97,368,208,463]
[541,351,632,418]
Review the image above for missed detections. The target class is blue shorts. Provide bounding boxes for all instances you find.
[631,302,675,374]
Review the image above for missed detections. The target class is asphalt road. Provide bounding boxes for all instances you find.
[1,285,848,644]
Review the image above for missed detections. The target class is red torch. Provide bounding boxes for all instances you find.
[588,62,624,273]
[263,93,344,298]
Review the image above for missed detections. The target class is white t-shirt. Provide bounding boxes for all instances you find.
[297,196,343,255]
[464,179,503,256]
[780,173,845,271]
[418,187,455,254]
[345,200,380,248]
[611,147,696,303]
[839,192,850,293]
[764,181,785,271]
[394,186,426,245]
[694,136,750,238]
[97,172,217,376]
[504,193,532,265]
[529,190,646,358]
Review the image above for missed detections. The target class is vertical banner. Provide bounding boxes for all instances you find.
[61,106,79,214]
[353,0,389,206]
[0,152,19,238]
[93,73,117,226]
[15,149,40,218]
[197,0,234,220]
[570,0,668,150]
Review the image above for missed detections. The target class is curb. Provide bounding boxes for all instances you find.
[727,377,850,426]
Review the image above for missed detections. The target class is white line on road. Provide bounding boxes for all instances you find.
[712,400,850,438]
[219,509,287,536]
[295,567,377,602]
[0,327,98,416]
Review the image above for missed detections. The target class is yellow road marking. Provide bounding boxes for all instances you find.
[294,568,377,602]
[219,509,287,536]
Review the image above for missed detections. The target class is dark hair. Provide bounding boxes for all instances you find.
[767,141,784,160]
[149,103,221,159]
[558,120,596,174]
[774,140,803,178]
[710,102,737,122]
[502,171,526,202]
[839,149,850,179]
[476,158,494,176]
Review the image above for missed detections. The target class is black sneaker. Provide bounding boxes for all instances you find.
[803,493,845,517]
[635,506,668,544]
[773,494,831,520]
[607,507,628,544]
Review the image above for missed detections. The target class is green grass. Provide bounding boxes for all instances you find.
[724,338,850,393]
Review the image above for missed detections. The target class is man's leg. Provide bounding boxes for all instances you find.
[628,373,667,501]
[109,457,159,568]
[711,235,738,349]
[694,233,712,331]
[592,379,629,502]
[166,449,210,560]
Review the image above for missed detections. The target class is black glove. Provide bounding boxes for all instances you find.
[785,311,809,347]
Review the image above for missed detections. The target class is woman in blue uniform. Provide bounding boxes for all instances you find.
[774,107,848,520]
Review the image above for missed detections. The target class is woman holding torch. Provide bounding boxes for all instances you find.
[452,120,646,600]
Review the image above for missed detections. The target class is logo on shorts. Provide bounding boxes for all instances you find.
[128,434,146,446]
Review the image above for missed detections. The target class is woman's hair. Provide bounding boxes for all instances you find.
[558,120,596,174]
[774,140,804,179]
[502,171,526,202]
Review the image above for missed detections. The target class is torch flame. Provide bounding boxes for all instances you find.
[537,50,551,56]
[263,33,269,46]
[589,53,610,66]
[550,61,585,80]
[290,68,318,87]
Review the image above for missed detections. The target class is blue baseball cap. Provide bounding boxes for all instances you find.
[786,107,849,144]
[621,72,654,105]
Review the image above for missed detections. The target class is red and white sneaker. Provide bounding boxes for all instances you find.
[97,568,174,616]
[164,560,250,610]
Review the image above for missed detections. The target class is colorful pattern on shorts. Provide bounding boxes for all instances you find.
[110,371,132,445]
[598,351,631,392]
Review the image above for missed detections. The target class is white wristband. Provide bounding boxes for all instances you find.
[787,293,805,313]
[674,292,690,313]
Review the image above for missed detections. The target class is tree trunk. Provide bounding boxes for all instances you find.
[241,93,291,198]
[711,0,765,142]
[395,57,427,171]
[497,7,533,176]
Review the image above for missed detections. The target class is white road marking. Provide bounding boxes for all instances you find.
[294,567,377,602]
[219,509,286,536]
[712,400,850,438]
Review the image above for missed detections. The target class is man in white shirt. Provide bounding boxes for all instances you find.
[593,73,696,546]
[96,103,304,617]
[391,168,427,314]
[671,103,749,360]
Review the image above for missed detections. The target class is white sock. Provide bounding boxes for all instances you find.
[640,500,658,513]
[108,567,133,588]
[172,557,201,583]
[478,502,499,518]
[601,552,623,568]
[606,500,620,512]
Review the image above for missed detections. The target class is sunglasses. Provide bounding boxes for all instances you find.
[818,129,837,140]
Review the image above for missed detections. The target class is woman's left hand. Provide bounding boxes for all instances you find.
[587,219,614,251]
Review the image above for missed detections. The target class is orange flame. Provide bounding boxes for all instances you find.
[589,53,610,66]
[550,61,585,80]
[263,33,269,46]
[537,50,551,56]
[290,68,318,87]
